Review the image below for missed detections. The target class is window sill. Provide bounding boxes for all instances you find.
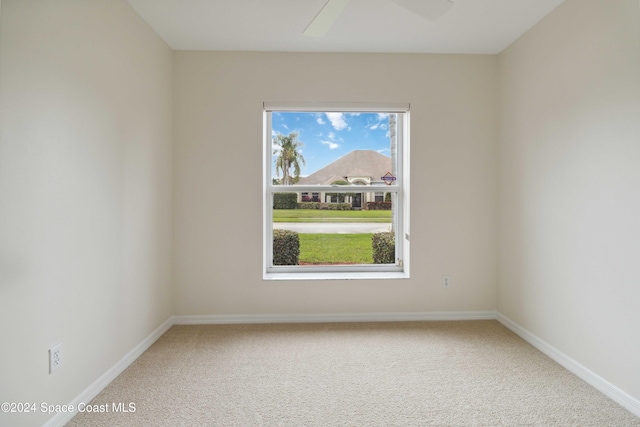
[263,270,410,281]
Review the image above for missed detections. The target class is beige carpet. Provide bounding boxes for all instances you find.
[68,321,639,426]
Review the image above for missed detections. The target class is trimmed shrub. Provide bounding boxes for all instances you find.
[372,231,395,264]
[297,202,351,210]
[320,203,351,211]
[273,230,300,265]
[367,201,392,210]
[274,193,298,209]
[297,202,320,210]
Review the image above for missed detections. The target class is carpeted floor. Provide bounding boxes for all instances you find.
[68,320,640,426]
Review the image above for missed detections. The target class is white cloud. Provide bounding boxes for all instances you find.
[316,117,325,125]
[325,112,348,130]
[369,122,387,131]
[369,115,389,131]
[327,131,336,140]
[282,124,289,130]
[321,140,340,150]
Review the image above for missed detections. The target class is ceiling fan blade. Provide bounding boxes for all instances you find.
[303,0,350,37]
[389,0,454,22]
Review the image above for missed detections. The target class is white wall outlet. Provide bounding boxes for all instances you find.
[442,275,451,288]
[49,343,63,374]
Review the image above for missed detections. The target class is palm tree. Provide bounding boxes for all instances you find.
[273,132,306,185]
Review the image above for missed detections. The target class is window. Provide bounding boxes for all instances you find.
[264,102,410,280]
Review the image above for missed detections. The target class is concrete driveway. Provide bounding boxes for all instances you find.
[273,222,392,234]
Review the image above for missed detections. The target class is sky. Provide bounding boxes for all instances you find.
[271,112,392,178]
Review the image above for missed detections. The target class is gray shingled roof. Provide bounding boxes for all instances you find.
[297,150,392,185]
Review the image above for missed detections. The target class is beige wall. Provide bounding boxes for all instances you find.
[498,0,640,402]
[0,1,173,425]
[173,52,499,315]
[5,0,638,423]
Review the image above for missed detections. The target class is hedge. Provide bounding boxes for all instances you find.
[297,202,351,210]
[321,203,351,210]
[274,193,298,209]
[372,231,395,264]
[273,230,300,265]
[297,202,320,210]
[366,201,392,210]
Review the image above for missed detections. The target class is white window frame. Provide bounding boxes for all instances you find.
[263,102,410,280]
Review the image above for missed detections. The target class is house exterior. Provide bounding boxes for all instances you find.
[296,150,392,209]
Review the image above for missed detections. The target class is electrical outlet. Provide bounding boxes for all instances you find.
[49,343,63,374]
[442,275,451,288]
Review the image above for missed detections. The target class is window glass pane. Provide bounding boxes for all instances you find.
[271,112,398,187]
[272,191,396,266]
[265,106,407,278]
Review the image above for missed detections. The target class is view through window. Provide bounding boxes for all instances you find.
[264,104,409,279]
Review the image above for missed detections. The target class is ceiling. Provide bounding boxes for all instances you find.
[126,0,566,54]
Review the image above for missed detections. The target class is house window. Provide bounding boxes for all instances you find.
[264,102,410,280]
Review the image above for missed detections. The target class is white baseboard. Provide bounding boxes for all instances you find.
[42,310,493,425]
[43,316,174,427]
[44,310,639,426]
[173,310,497,325]
[496,312,640,418]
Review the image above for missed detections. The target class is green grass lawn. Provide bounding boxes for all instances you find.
[299,233,374,264]
[273,209,391,223]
